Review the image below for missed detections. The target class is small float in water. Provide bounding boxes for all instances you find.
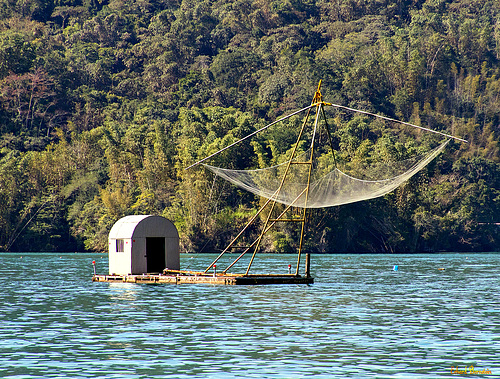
[93,81,466,285]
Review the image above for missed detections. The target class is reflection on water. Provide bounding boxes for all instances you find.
[0,253,498,378]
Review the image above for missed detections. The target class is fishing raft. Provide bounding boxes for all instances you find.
[93,261,312,285]
[93,81,465,285]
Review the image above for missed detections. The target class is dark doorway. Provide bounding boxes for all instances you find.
[146,237,165,273]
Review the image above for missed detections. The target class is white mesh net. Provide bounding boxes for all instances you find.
[203,139,450,208]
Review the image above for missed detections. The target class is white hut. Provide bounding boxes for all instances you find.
[108,215,180,275]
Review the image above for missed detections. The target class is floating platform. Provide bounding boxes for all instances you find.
[92,272,314,285]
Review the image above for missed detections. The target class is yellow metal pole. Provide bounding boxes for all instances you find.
[204,195,274,273]
[295,88,323,275]
[244,102,315,275]
[223,186,308,274]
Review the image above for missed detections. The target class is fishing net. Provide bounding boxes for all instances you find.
[203,139,449,209]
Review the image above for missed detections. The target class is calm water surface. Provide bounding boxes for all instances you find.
[0,252,498,378]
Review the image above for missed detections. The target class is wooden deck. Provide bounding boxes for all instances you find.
[92,273,314,285]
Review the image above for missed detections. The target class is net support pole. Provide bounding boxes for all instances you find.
[204,195,274,273]
[295,86,323,276]
[321,104,337,168]
[221,187,308,274]
[244,103,315,275]
[305,253,311,278]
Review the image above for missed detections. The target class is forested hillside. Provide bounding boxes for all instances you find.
[1,0,499,253]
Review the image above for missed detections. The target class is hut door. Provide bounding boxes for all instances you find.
[146,237,165,273]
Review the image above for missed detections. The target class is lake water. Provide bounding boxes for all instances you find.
[0,252,498,378]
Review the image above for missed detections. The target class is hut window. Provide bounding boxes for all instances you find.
[116,239,125,252]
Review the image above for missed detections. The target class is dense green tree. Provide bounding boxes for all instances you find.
[0,0,498,253]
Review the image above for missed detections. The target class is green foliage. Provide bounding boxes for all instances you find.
[0,0,499,253]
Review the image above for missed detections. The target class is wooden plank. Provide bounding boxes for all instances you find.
[92,274,313,285]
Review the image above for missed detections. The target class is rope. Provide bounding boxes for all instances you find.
[323,102,468,143]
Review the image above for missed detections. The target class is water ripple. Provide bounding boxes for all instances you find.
[0,252,498,378]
